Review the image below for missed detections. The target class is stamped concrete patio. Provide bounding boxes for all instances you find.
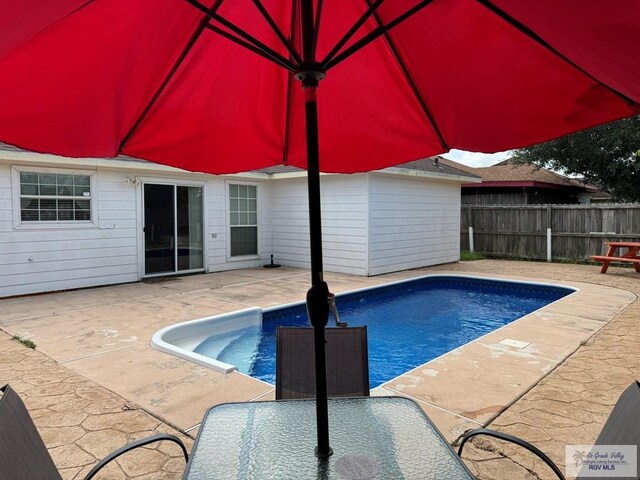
[1,260,638,479]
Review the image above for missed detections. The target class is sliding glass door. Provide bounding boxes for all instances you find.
[144,184,203,275]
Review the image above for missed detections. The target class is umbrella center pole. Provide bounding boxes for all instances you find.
[306,281,332,459]
[300,75,333,460]
[300,77,324,287]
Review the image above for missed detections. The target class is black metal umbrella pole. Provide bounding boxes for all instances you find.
[298,0,332,458]
[300,77,332,459]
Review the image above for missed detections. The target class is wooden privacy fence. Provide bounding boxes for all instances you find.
[461,204,640,261]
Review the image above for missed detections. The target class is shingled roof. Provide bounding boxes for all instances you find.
[255,155,479,178]
[437,156,587,189]
[390,156,480,178]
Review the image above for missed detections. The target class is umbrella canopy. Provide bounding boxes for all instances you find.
[1,0,639,460]
[1,1,638,173]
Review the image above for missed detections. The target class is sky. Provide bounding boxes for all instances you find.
[442,149,512,168]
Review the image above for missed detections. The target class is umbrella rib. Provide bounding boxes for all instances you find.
[364,0,448,150]
[320,0,385,68]
[282,72,295,165]
[186,0,296,71]
[311,0,324,62]
[204,24,296,72]
[117,0,224,155]
[323,0,435,71]
[251,0,303,65]
[282,0,299,166]
[476,0,637,107]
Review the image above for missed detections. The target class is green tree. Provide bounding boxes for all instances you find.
[514,115,640,202]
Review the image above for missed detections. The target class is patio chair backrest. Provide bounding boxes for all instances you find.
[0,384,62,480]
[276,326,370,400]
[576,380,640,480]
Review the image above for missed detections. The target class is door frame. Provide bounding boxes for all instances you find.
[136,176,207,278]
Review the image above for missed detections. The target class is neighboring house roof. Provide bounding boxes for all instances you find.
[438,156,590,191]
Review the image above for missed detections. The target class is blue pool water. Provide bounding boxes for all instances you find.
[201,276,572,388]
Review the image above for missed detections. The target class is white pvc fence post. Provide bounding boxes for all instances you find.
[468,227,474,253]
[546,228,552,262]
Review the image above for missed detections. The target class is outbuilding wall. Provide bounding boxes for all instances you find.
[268,175,369,276]
[367,173,461,275]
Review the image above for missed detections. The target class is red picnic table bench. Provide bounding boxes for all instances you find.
[591,241,640,274]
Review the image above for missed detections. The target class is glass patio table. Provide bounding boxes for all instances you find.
[183,396,475,479]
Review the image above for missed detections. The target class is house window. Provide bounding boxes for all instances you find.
[229,184,257,256]
[19,171,92,222]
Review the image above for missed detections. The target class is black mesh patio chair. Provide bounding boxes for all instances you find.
[276,326,370,400]
[457,380,640,480]
[0,384,188,480]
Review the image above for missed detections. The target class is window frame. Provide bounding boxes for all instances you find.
[226,181,259,260]
[11,165,99,230]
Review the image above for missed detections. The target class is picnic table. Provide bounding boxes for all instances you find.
[591,241,640,274]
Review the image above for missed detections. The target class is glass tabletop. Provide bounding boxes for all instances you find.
[184,396,474,479]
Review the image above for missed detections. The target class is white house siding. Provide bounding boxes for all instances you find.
[203,176,270,273]
[269,175,368,275]
[368,173,461,276]
[0,164,139,297]
[0,160,275,297]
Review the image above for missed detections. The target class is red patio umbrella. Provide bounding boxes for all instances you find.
[1,0,639,458]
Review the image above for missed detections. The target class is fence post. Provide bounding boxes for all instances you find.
[468,227,474,253]
[546,228,552,262]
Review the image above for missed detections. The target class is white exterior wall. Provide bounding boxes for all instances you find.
[0,164,139,297]
[201,176,271,273]
[269,175,368,275]
[367,173,461,276]
[0,159,269,297]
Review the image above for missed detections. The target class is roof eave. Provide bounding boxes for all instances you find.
[377,166,482,183]
[0,148,481,183]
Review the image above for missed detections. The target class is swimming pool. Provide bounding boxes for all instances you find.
[153,275,574,388]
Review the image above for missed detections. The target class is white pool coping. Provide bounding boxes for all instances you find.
[152,307,262,373]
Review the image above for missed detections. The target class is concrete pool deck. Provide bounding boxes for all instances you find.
[1,260,639,479]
